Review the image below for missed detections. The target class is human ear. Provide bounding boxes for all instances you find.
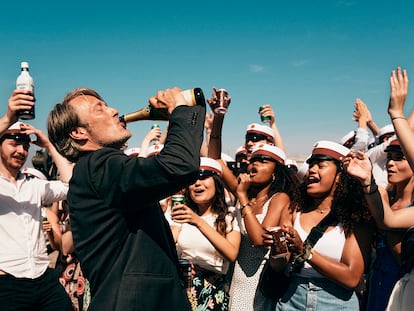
[69,127,88,140]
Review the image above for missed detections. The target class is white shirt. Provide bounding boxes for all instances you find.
[166,207,240,275]
[351,127,369,152]
[366,140,391,188]
[0,172,68,278]
[294,212,346,278]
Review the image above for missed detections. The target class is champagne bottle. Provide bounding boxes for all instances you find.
[119,88,205,123]
[16,61,35,120]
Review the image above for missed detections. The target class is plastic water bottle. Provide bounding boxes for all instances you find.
[16,61,35,120]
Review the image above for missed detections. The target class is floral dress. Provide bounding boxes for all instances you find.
[166,207,239,311]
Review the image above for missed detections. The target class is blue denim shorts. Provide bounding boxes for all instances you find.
[275,275,359,311]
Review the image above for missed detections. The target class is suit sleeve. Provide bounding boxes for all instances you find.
[95,105,206,204]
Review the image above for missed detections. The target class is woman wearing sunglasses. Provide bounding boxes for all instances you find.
[167,157,241,311]
[229,144,301,311]
[346,137,414,311]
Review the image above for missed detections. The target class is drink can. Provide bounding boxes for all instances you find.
[178,258,192,288]
[151,124,160,129]
[259,105,271,123]
[171,194,185,206]
[267,226,288,255]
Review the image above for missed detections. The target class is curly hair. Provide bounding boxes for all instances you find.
[185,175,234,237]
[297,161,371,236]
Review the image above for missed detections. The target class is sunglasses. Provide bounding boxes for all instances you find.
[387,153,406,162]
[198,170,219,180]
[249,155,277,163]
[245,133,268,143]
[3,133,31,143]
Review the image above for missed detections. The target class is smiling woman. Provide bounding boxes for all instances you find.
[166,157,241,311]
[361,137,414,311]
[275,140,374,311]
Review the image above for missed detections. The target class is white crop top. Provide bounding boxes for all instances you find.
[294,212,346,278]
[165,206,239,275]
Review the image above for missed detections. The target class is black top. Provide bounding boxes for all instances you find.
[67,105,205,311]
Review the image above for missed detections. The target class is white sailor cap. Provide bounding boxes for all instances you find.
[250,144,286,164]
[1,122,30,143]
[145,144,164,158]
[245,123,275,142]
[307,140,350,163]
[377,124,395,140]
[199,157,222,177]
[340,130,356,145]
[285,158,298,170]
[385,135,402,153]
[124,147,141,157]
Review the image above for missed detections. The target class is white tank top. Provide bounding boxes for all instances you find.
[294,212,346,278]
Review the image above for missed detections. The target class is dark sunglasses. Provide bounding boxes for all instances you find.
[2,133,31,143]
[245,133,268,143]
[249,155,277,163]
[198,170,218,180]
[387,153,406,162]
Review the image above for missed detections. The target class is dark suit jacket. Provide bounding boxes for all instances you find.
[67,105,205,310]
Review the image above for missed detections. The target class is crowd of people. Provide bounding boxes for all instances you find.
[0,67,414,311]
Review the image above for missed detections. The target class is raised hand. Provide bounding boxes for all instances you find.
[388,67,409,119]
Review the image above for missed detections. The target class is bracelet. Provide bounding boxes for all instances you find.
[306,249,314,262]
[391,116,406,120]
[240,202,251,209]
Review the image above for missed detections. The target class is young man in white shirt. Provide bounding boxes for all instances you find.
[0,89,73,310]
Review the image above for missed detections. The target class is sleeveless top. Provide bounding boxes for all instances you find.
[294,212,346,278]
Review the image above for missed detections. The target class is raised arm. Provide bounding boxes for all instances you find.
[23,124,73,183]
[351,99,370,152]
[138,126,162,157]
[388,67,414,171]
[258,104,286,152]
[0,89,34,135]
[344,150,414,229]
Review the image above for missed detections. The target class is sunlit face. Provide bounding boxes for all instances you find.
[189,175,216,205]
[0,139,29,172]
[387,152,413,185]
[244,133,273,158]
[71,95,131,149]
[248,158,276,185]
[305,160,338,198]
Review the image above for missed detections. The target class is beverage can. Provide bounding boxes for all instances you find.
[178,258,192,288]
[267,226,288,255]
[259,105,271,123]
[151,124,160,129]
[171,194,185,206]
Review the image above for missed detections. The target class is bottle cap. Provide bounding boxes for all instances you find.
[20,62,29,69]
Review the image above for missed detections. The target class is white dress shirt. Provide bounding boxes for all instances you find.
[366,139,392,188]
[0,172,68,278]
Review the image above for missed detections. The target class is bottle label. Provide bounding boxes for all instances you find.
[16,73,34,92]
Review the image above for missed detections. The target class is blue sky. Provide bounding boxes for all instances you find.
[1,0,414,162]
